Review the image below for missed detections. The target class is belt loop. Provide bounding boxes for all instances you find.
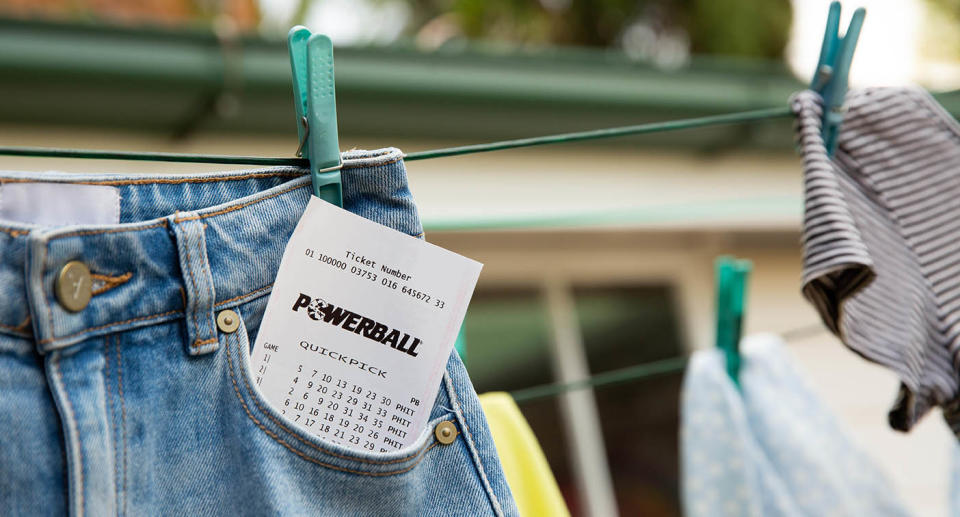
[169,212,219,356]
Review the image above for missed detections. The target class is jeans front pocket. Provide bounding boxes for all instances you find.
[213,305,508,516]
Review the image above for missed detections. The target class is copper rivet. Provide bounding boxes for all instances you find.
[434,421,457,445]
[216,309,240,333]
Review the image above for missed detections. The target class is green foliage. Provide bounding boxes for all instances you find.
[399,0,792,59]
[685,0,792,58]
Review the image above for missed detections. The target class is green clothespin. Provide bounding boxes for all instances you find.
[288,26,343,206]
[810,1,866,157]
[715,256,752,386]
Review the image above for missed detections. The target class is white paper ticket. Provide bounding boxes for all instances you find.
[251,197,482,452]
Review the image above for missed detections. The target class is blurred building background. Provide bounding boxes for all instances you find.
[2,1,960,516]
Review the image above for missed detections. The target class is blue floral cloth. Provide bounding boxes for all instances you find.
[681,334,911,517]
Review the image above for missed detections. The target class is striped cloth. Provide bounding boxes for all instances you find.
[793,88,960,435]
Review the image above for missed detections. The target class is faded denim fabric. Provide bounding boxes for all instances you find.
[0,148,517,517]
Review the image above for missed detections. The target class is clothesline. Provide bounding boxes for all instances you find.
[509,323,827,403]
[0,104,826,402]
[405,107,792,161]
[0,101,821,402]
[0,107,794,165]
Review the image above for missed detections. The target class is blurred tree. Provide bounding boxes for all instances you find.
[400,0,791,61]
[684,0,792,58]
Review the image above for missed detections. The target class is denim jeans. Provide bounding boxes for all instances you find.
[0,148,517,516]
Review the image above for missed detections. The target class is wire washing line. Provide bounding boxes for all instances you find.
[509,323,826,403]
[511,355,689,403]
[0,107,793,164]
[0,104,818,399]
[405,107,792,161]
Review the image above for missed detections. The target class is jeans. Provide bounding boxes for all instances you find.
[0,148,517,516]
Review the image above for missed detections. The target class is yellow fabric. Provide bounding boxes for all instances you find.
[479,392,570,517]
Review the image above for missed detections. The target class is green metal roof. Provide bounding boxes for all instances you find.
[1,18,957,151]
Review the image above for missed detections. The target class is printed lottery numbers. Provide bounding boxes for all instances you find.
[255,343,278,387]
[278,365,403,451]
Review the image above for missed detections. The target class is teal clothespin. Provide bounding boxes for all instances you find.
[810,1,866,157]
[715,256,752,386]
[288,26,343,206]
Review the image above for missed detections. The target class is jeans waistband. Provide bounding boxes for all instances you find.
[0,148,420,354]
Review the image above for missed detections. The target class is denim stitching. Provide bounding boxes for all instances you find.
[190,227,213,349]
[0,317,31,340]
[214,284,273,308]
[90,272,133,296]
[175,182,309,222]
[0,319,31,335]
[0,170,302,187]
[342,156,403,170]
[33,180,309,343]
[178,220,203,348]
[115,336,128,517]
[103,338,119,517]
[444,371,504,517]
[44,180,308,242]
[54,355,85,517]
[38,309,182,345]
[192,338,218,348]
[39,278,277,346]
[0,226,28,237]
[232,328,436,465]
[0,171,309,237]
[48,221,169,241]
[187,225,203,346]
[43,242,55,348]
[15,315,31,332]
[35,176,320,345]
[224,330,440,476]
[194,225,217,350]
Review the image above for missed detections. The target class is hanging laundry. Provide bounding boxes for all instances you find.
[793,88,960,435]
[946,439,960,517]
[682,334,910,517]
[478,392,570,517]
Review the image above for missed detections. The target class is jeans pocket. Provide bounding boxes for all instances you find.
[219,306,457,476]
[206,304,513,515]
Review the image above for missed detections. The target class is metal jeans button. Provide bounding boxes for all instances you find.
[434,420,458,445]
[56,261,93,312]
[216,309,241,333]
